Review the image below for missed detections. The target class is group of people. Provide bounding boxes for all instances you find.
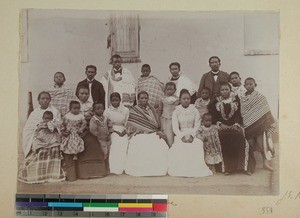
[18,55,276,184]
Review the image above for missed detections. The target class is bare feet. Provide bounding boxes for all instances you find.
[263,163,274,171]
[224,172,230,176]
[245,171,252,176]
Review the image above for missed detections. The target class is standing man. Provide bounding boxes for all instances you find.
[101,54,136,108]
[76,65,106,107]
[197,56,230,99]
[137,64,164,109]
[168,62,197,103]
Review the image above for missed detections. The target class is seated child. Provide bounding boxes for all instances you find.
[89,102,113,161]
[61,101,87,160]
[240,77,276,171]
[195,87,211,120]
[32,111,61,153]
[158,82,179,147]
[196,113,223,173]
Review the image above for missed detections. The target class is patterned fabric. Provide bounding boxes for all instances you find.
[101,68,136,108]
[230,84,246,98]
[194,98,210,119]
[196,125,223,165]
[126,105,161,136]
[22,105,61,157]
[32,121,61,152]
[61,113,87,155]
[172,104,200,138]
[48,84,76,117]
[137,76,164,108]
[18,146,65,184]
[240,91,275,137]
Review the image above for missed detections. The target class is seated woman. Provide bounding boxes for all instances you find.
[125,91,169,177]
[209,83,252,175]
[19,91,65,183]
[63,106,107,181]
[168,89,212,177]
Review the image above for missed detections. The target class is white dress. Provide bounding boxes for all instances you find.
[125,133,169,177]
[104,105,129,174]
[168,104,212,177]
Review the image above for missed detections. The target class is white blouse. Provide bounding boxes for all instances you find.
[172,104,200,138]
[103,105,129,132]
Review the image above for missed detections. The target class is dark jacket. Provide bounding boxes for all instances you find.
[197,70,230,98]
[76,79,105,107]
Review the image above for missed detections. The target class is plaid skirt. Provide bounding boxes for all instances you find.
[18,146,65,184]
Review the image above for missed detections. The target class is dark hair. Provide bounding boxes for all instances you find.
[201,87,211,93]
[244,77,256,84]
[37,91,51,101]
[209,56,221,63]
[219,82,232,91]
[92,102,104,111]
[137,91,149,99]
[230,71,241,78]
[169,62,181,69]
[54,72,66,80]
[110,92,121,100]
[202,113,212,120]
[78,86,90,93]
[111,54,122,61]
[164,82,176,91]
[179,89,190,99]
[141,64,151,70]
[85,65,97,72]
[43,111,53,119]
[69,101,81,110]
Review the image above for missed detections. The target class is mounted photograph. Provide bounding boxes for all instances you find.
[17,9,279,195]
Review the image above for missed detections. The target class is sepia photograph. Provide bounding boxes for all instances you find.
[17,9,279,196]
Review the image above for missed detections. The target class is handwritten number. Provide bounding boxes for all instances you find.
[261,207,273,214]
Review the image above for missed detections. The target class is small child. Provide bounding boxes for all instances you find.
[194,87,211,121]
[240,77,275,171]
[32,111,61,153]
[61,101,87,160]
[158,82,179,147]
[89,102,113,162]
[196,113,223,174]
[229,71,246,98]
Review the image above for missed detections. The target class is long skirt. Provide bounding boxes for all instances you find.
[63,132,107,181]
[168,137,212,177]
[18,146,65,184]
[109,133,129,174]
[218,129,249,173]
[125,133,169,176]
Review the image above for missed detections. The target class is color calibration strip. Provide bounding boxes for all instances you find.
[16,194,168,217]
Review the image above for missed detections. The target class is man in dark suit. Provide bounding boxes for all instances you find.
[76,65,105,107]
[197,56,230,99]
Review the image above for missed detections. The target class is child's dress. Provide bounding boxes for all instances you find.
[61,113,87,155]
[194,98,210,120]
[32,120,61,152]
[160,95,179,146]
[89,115,113,159]
[196,125,223,165]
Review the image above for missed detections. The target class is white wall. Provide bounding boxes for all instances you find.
[20,10,279,125]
